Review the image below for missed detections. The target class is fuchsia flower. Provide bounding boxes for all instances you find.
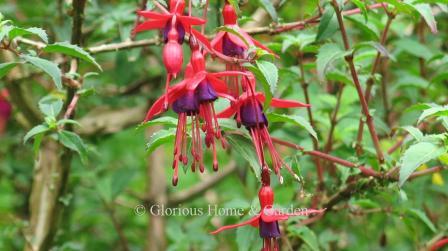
[218,75,309,182]
[0,89,12,135]
[211,1,274,58]
[210,1,275,98]
[133,0,207,109]
[211,167,325,251]
[133,0,205,43]
[144,38,248,186]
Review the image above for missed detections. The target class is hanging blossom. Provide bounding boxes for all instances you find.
[144,37,248,186]
[133,0,207,109]
[211,167,325,251]
[0,89,11,135]
[211,0,274,98]
[218,74,309,182]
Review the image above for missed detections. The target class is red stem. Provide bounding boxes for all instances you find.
[331,0,385,164]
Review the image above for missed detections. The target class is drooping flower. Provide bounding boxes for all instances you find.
[133,0,205,43]
[211,167,325,251]
[210,1,275,98]
[0,89,11,135]
[218,75,309,182]
[133,0,207,109]
[144,38,248,185]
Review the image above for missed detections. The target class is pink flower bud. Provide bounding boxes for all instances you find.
[163,29,183,75]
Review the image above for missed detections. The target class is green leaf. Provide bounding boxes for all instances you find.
[256,60,278,94]
[351,0,368,22]
[38,96,63,117]
[243,62,273,109]
[409,3,438,33]
[226,134,261,179]
[418,105,448,123]
[0,62,19,79]
[43,42,102,71]
[288,226,319,251]
[354,41,392,59]
[137,116,178,130]
[23,124,50,143]
[316,43,346,82]
[316,5,338,41]
[266,113,318,140]
[58,130,88,162]
[258,0,278,21]
[400,126,424,141]
[146,128,176,154]
[405,208,437,232]
[111,168,135,199]
[22,55,62,89]
[236,218,262,251]
[394,38,433,60]
[57,119,81,127]
[8,26,48,43]
[399,142,445,186]
[0,25,13,42]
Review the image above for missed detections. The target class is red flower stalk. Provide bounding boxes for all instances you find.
[218,75,309,182]
[0,89,11,135]
[144,38,248,185]
[211,167,325,251]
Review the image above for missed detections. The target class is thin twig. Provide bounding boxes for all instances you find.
[331,0,385,164]
[355,13,395,155]
[297,52,324,185]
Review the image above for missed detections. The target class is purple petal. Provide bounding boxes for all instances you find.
[222,34,245,57]
[195,80,217,102]
[259,219,281,238]
[163,21,185,44]
[240,101,268,128]
[172,91,199,115]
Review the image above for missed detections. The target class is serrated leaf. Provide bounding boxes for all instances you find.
[8,26,48,43]
[316,5,338,41]
[400,126,424,141]
[243,62,272,109]
[146,128,176,154]
[38,96,63,117]
[0,62,19,79]
[316,43,346,82]
[58,130,88,162]
[258,0,278,21]
[399,142,445,186]
[23,124,50,143]
[405,208,437,232]
[256,60,278,94]
[267,113,318,140]
[57,119,81,127]
[43,42,102,71]
[226,134,261,179]
[22,55,62,89]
